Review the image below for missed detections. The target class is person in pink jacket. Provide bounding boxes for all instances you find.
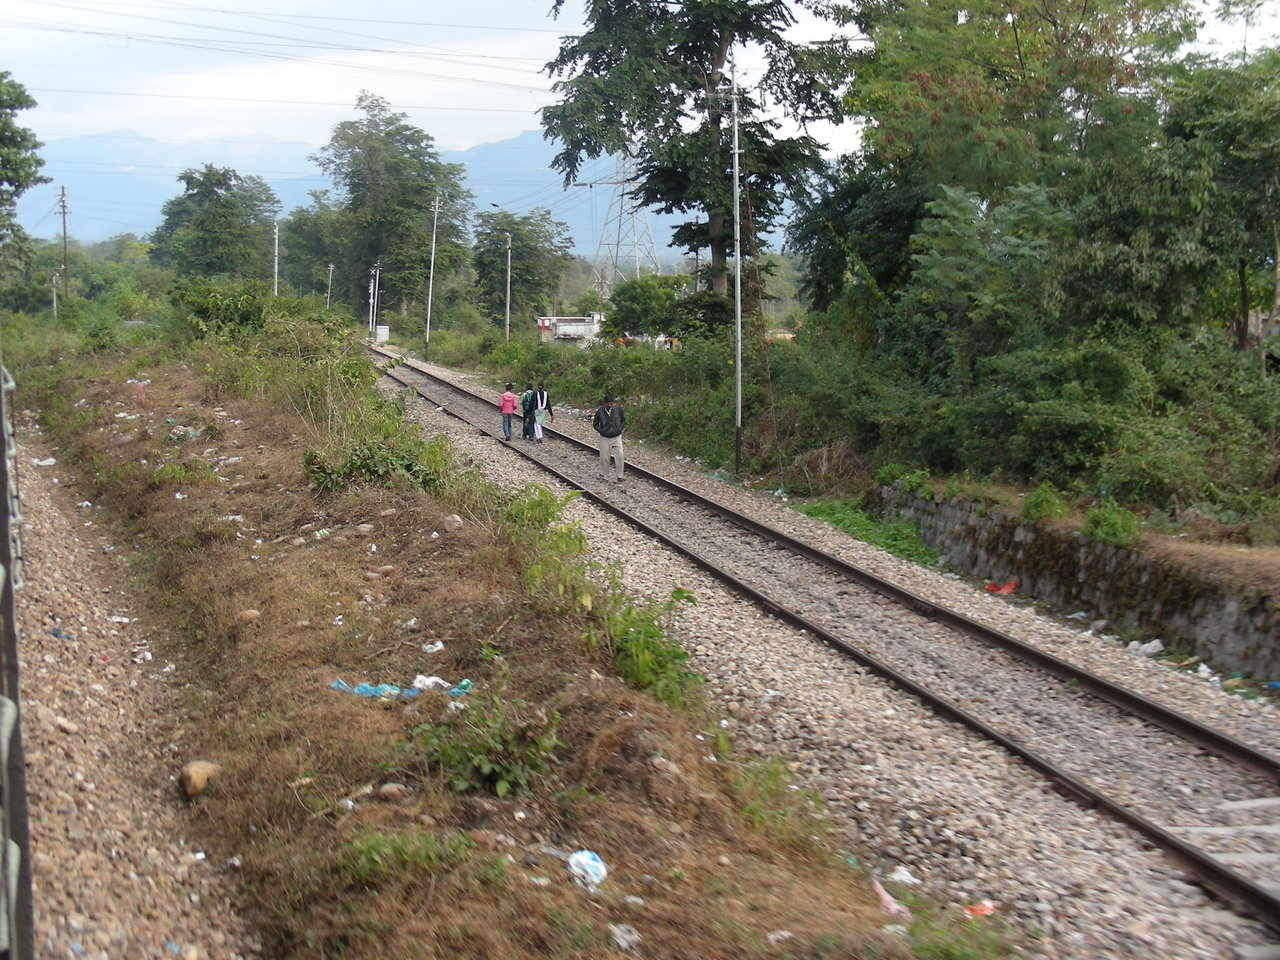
[498,382,518,441]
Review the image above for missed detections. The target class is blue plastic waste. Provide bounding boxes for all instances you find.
[1269,681,1280,691]
[448,679,474,697]
[329,678,421,699]
[567,849,608,892]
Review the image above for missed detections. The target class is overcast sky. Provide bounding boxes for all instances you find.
[5,0,1274,149]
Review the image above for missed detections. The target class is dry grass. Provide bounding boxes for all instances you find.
[26,362,951,960]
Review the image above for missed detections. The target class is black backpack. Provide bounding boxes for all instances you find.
[595,404,624,438]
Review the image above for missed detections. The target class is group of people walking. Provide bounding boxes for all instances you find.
[498,383,554,442]
[498,382,627,483]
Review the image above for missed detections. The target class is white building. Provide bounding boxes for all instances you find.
[536,313,604,346]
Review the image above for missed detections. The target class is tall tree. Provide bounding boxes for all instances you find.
[542,0,850,296]
[1165,48,1280,344]
[150,165,280,278]
[846,0,1197,193]
[0,72,47,259]
[314,92,471,313]
[473,208,573,330]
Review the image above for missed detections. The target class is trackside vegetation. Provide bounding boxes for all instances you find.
[2,292,1014,959]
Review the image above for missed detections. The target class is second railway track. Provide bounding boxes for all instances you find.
[372,344,1280,932]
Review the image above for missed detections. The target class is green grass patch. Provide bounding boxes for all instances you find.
[796,499,939,565]
[340,830,473,885]
[1082,500,1141,547]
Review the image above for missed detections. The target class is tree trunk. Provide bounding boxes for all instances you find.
[1238,258,1252,350]
[1272,222,1280,320]
[709,213,729,295]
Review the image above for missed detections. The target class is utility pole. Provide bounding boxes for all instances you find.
[58,186,69,297]
[51,270,59,322]
[369,262,383,335]
[272,221,279,296]
[504,231,512,342]
[731,55,744,478]
[425,192,441,356]
[325,263,334,309]
[367,266,376,334]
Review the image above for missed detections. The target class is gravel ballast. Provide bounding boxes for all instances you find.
[14,422,259,960]
[383,360,1280,960]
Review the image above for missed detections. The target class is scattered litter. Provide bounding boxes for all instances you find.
[174,492,187,500]
[881,924,909,937]
[430,531,439,540]
[313,528,331,540]
[1067,610,1089,620]
[226,856,242,869]
[447,700,467,712]
[108,615,132,624]
[983,579,1018,595]
[30,457,56,467]
[125,378,151,386]
[567,850,607,892]
[527,875,551,887]
[329,678,420,699]
[963,900,998,918]
[608,924,640,951]
[1268,681,1280,691]
[1197,663,1215,679]
[623,895,645,906]
[338,798,356,811]
[540,845,573,861]
[886,865,921,886]
[766,930,794,945]
[421,640,445,654]
[448,679,474,697]
[49,627,72,639]
[842,853,861,869]
[219,514,245,523]
[114,412,139,421]
[514,810,527,821]
[164,941,181,956]
[400,617,420,633]
[333,615,344,626]
[412,675,450,691]
[871,877,911,919]
[762,688,782,699]
[1127,638,1164,657]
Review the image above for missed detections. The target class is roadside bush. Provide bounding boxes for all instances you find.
[341,831,473,885]
[1021,482,1068,524]
[796,499,938,564]
[1082,501,1141,547]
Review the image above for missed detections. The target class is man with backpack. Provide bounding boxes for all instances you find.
[592,395,626,483]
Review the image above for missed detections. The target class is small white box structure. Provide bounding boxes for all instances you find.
[375,325,390,344]
[537,313,603,346]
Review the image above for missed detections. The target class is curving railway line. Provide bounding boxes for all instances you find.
[370,343,1280,934]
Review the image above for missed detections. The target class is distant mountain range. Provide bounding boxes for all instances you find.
[16,128,687,256]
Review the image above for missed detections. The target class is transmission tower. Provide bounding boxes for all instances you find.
[578,155,661,297]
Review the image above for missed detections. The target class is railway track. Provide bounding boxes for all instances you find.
[371,344,1280,933]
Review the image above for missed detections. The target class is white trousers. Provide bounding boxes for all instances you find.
[598,434,624,479]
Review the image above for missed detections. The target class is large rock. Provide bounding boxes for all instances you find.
[180,761,223,799]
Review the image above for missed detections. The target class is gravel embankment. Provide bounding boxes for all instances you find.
[14,422,260,960]
[384,370,1280,960]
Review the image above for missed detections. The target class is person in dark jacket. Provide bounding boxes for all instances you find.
[592,395,626,482]
[519,383,536,440]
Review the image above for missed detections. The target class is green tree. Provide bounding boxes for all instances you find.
[473,208,573,331]
[279,191,348,300]
[0,71,47,280]
[847,0,1197,193]
[314,92,471,314]
[542,0,850,296]
[150,165,280,278]
[605,274,688,337]
[1165,48,1280,345]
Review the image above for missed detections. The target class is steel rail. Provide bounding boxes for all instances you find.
[374,348,1280,931]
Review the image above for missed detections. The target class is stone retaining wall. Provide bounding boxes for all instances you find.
[866,486,1280,680]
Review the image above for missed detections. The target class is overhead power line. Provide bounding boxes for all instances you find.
[8,21,553,93]
[30,1,548,76]
[123,0,569,32]
[29,87,542,114]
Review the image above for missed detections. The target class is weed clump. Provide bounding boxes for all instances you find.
[416,691,562,797]
[874,462,931,495]
[340,830,473,885]
[601,588,701,708]
[1021,482,1068,524]
[1082,500,1141,547]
